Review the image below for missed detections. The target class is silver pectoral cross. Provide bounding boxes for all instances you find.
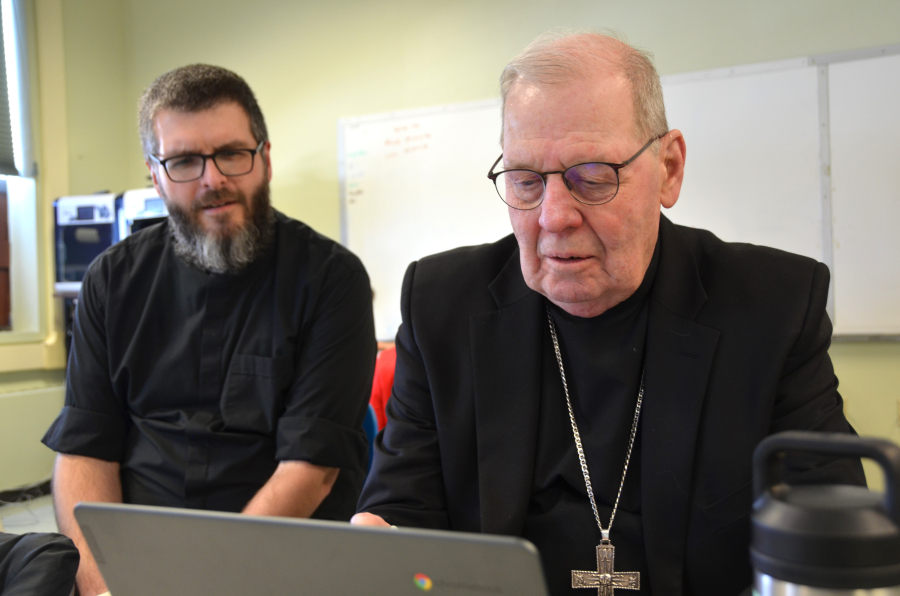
[572,540,640,596]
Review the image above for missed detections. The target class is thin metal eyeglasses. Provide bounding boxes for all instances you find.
[487,135,663,210]
[150,140,266,183]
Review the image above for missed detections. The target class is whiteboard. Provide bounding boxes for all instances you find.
[339,100,510,339]
[662,63,823,262]
[339,47,900,339]
[828,53,900,335]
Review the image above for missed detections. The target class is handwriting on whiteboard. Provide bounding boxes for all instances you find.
[339,98,508,339]
[383,123,432,159]
[345,120,435,203]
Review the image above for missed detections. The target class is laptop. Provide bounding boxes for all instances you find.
[74,502,549,595]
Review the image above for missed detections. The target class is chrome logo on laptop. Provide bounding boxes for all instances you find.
[414,573,433,591]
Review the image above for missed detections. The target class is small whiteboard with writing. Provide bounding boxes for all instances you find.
[339,100,509,339]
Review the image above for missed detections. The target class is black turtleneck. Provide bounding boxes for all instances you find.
[523,239,660,596]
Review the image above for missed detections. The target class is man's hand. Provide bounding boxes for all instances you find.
[242,460,339,518]
[350,512,392,527]
[53,453,122,596]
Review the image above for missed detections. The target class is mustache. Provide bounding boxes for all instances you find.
[193,189,244,211]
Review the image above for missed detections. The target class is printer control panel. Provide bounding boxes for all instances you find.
[56,194,117,226]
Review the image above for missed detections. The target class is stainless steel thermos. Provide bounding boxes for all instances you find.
[751,431,900,595]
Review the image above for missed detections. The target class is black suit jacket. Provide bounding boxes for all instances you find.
[359,215,864,596]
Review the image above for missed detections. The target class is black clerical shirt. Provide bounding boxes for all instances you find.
[523,242,659,596]
[43,211,376,520]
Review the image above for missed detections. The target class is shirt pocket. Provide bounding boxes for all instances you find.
[221,354,295,434]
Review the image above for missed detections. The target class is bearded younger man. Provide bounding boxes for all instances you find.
[353,32,864,595]
[43,64,376,596]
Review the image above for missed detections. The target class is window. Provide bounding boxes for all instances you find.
[0,0,41,343]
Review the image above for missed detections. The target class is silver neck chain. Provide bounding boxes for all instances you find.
[546,305,645,541]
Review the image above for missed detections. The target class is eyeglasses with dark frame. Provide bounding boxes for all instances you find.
[487,135,664,210]
[150,140,266,183]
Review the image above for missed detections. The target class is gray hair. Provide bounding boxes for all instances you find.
[500,29,668,145]
[138,64,268,160]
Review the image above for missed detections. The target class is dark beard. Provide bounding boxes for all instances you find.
[167,181,276,275]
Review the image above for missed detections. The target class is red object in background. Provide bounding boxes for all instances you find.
[369,346,396,430]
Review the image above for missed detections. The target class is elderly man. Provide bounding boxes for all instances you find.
[354,32,864,595]
[43,65,375,596]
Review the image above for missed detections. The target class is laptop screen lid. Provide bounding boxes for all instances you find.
[74,502,548,596]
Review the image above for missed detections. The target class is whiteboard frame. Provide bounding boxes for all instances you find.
[816,63,835,321]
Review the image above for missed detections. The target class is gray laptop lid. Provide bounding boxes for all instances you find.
[74,502,548,596]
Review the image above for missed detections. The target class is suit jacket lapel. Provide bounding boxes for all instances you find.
[471,247,544,536]
[642,216,720,595]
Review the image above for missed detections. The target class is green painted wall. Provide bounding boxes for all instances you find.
[5,0,898,491]
[0,372,65,490]
[61,0,129,196]
[831,342,900,490]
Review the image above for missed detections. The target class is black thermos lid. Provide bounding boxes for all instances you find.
[751,432,900,590]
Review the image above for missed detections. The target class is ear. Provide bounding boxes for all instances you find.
[146,159,164,196]
[262,141,273,182]
[658,130,686,209]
